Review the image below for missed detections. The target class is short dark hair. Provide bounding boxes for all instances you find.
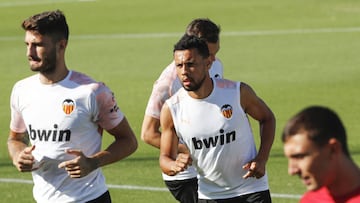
[22,10,69,41]
[282,106,350,157]
[173,34,210,59]
[186,18,220,43]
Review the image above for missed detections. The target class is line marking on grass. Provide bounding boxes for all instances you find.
[53,27,360,40]
[0,178,301,199]
[223,27,360,36]
[0,178,33,184]
[1,27,360,41]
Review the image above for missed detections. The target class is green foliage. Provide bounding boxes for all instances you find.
[1,0,360,202]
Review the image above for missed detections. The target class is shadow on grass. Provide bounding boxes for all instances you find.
[122,156,158,162]
[0,161,13,167]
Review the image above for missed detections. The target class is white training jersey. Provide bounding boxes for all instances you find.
[10,71,124,203]
[166,78,269,199]
[145,58,223,181]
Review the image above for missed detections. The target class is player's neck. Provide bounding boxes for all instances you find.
[328,157,360,197]
[188,77,213,99]
[39,65,69,84]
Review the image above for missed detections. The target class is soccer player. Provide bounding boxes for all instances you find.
[160,35,275,202]
[141,18,223,202]
[282,106,360,203]
[7,10,138,202]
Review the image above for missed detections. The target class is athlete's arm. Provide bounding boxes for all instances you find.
[58,117,138,178]
[141,64,173,148]
[96,117,138,166]
[7,130,36,172]
[240,82,276,179]
[159,103,192,176]
[141,115,189,154]
[141,61,187,151]
[141,115,161,148]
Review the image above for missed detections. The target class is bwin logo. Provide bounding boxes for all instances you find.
[28,124,71,142]
[192,129,236,150]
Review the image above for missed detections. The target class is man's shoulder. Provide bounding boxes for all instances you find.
[300,187,333,203]
[151,61,180,95]
[211,58,223,68]
[69,71,109,89]
[166,88,187,105]
[156,61,177,81]
[13,74,39,89]
[209,58,223,79]
[214,78,238,90]
[68,71,97,85]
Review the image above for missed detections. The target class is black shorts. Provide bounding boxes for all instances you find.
[164,177,198,203]
[198,190,272,203]
[86,190,112,203]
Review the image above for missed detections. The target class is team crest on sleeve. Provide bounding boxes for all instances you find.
[62,99,75,115]
[221,104,233,119]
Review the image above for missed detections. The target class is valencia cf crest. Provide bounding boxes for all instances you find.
[62,99,75,115]
[221,104,233,119]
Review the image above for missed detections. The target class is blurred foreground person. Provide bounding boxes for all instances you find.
[282,106,360,203]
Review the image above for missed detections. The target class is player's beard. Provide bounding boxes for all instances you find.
[182,74,206,92]
[30,47,57,74]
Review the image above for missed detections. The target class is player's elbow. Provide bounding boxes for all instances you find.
[129,136,138,154]
[265,110,276,129]
[141,116,161,147]
[140,130,146,142]
[141,128,161,149]
[140,130,152,143]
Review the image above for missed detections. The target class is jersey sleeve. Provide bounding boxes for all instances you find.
[92,82,124,130]
[145,61,178,119]
[9,83,27,133]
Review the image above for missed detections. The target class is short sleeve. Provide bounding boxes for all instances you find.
[145,61,178,119]
[9,83,27,133]
[93,83,124,130]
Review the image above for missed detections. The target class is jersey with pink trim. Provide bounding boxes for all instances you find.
[145,58,223,181]
[166,78,269,199]
[10,70,124,203]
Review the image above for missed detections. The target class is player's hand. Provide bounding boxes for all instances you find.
[242,158,266,179]
[170,153,192,175]
[14,145,36,172]
[58,149,98,178]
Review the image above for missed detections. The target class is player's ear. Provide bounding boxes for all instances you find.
[206,57,212,70]
[328,138,342,155]
[58,39,67,50]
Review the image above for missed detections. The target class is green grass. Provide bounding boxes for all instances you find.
[1,0,360,202]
